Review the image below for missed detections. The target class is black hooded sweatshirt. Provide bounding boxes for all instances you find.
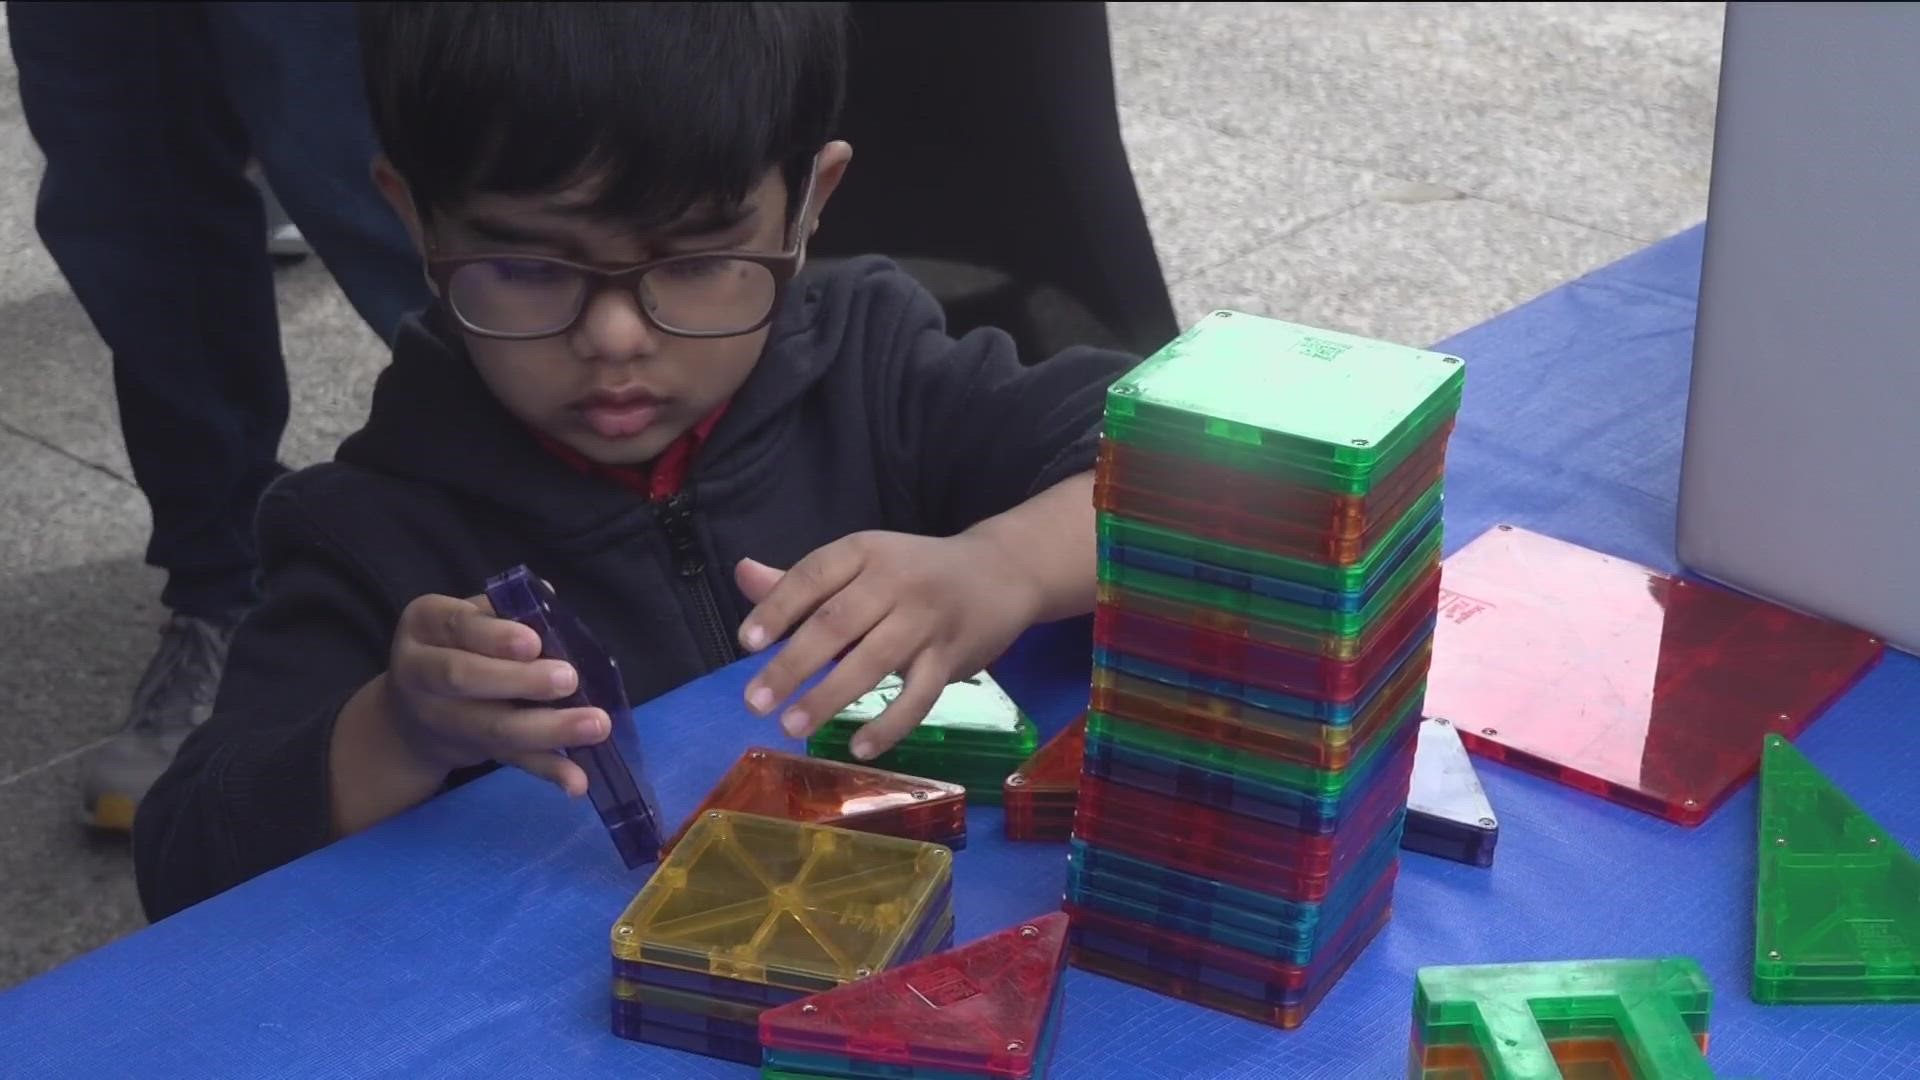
[132,256,1132,920]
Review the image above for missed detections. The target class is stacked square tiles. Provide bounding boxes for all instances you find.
[1064,310,1464,1029]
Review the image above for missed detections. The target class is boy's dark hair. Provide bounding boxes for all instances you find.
[359,2,849,230]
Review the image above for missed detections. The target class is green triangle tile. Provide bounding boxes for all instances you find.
[1754,735,1920,1004]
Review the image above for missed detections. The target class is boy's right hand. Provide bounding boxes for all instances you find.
[382,593,611,796]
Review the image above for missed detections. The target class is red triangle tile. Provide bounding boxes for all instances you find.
[1007,713,1086,797]
[759,912,1069,1078]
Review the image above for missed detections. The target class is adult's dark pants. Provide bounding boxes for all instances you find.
[817,1,1180,362]
[8,1,427,619]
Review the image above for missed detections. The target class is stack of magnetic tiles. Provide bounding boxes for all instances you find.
[610,811,955,1064]
[1063,309,1464,1029]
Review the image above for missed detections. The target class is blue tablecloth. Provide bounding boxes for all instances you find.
[5,226,1917,1077]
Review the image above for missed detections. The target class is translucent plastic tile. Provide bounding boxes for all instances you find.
[1425,525,1885,825]
[610,974,766,1063]
[1069,884,1391,1030]
[759,913,1069,1079]
[1079,728,1413,839]
[617,885,954,1006]
[1004,715,1086,842]
[1096,458,1444,567]
[1106,407,1455,496]
[807,741,1029,807]
[1068,825,1399,945]
[612,811,952,994]
[1104,309,1466,470]
[1099,503,1446,602]
[1101,565,1442,663]
[1065,833,1399,966]
[663,748,966,855]
[1071,769,1411,901]
[1085,695,1419,804]
[767,992,1064,1080]
[1404,717,1499,868]
[1412,959,1715,1080]
[1098,532,1442,640]
[1095,421,1451,537]
[822,671,1036,753]
[1411,1031,1711,1080]
[1090,651,1430,773]
[611,1011,761,1064]
[1754,735,1920,1004]
[1092,612,1433,723]
[1416,1011,1709,1053]
[1064,865,1394,1001]
[1090,573,1436,710]
[613,974,762,1027]
[1096,495,1443,616]
[622,914,960,1022]
[484,565,663,869]
[766,972,1066,1080]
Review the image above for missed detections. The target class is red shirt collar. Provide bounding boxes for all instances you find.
[532,401,730,501]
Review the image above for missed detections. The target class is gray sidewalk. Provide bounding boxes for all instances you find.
[0,2,1726,989]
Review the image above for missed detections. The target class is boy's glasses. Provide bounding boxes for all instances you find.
[424,164,818,341]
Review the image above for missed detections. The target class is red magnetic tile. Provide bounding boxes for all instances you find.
[1089,638,1431,772]
[664,748,967,854]
[1095,421,1452,538]
[1004,715,1087,842]
[1426,526,1884,825]
[1094,578,1437,703]
[759,913,1069,1079]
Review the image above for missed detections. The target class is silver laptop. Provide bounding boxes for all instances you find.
[1676,1,1920,656]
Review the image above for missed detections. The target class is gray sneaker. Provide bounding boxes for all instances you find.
[80,613,240,832]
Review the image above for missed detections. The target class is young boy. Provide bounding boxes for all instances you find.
[132,2,1134,920]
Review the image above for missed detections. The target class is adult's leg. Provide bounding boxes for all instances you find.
[12,0,284,620]
[11,0,281,828]
[206,2,429,344]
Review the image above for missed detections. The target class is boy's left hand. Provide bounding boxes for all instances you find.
[735,530,1042,759]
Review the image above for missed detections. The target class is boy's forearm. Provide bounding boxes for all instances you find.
[964,471,1097,624]
[328,674,449,838]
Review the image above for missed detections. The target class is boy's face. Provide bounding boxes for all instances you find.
[377,143,851,466]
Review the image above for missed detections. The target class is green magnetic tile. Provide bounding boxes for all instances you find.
[1105,310,1464,470]
[1412,959,1715,1080]
[829,671,1037,757]
[809,720,1037,761]
[805,740,1024,806]
[1096,482,1443,592]
[1416,1009,1709,1047]
[1087,690,1421,797]
[1104,402,1459,496]
[1097,528,1442,638]
[804,733,1031,772]
[1754,735,1920,1004]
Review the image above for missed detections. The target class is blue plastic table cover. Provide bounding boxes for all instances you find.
[4,226,1917,1077]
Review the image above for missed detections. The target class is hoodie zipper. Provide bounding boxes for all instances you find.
[655,492,738,669]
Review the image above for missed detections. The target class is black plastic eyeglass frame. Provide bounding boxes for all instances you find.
[423,161,819,341]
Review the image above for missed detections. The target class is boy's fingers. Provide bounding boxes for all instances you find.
[501,749,589,797]
[736,540,864,652]
[744,587,888,720]
[847,653,947,761]
[779,615,920,740]
[733,558,786,606]
[477,705,609,756]
[408,643,576,702]
[408,593,541,661]
[451,593,544,660]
